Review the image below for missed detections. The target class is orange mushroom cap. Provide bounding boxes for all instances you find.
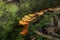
[36,10,44,16]
[19,20,29,25]
[20,28,28,36]
[28,14,36,17]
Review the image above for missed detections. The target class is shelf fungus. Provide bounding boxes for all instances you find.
[19,14,37,36]
[19,7,60,36]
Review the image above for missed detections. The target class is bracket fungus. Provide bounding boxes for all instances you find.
[19,7,60,36]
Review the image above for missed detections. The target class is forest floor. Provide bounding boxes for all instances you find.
[0,0,60,40]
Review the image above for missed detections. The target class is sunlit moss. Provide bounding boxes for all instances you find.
[0,0,6,9]
[6,4,18,13]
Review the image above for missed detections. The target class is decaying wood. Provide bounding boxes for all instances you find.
[34,30,60,40]
[44,27,60,38]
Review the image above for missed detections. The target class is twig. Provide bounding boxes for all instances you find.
[34,30,60,40]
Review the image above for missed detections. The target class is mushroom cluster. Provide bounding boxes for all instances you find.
[19,7,60,36]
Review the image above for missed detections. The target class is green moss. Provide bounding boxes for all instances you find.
[0,1,19,39]
[0,10,4,17]
[0,0,6,9]
[6,4,18,13]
